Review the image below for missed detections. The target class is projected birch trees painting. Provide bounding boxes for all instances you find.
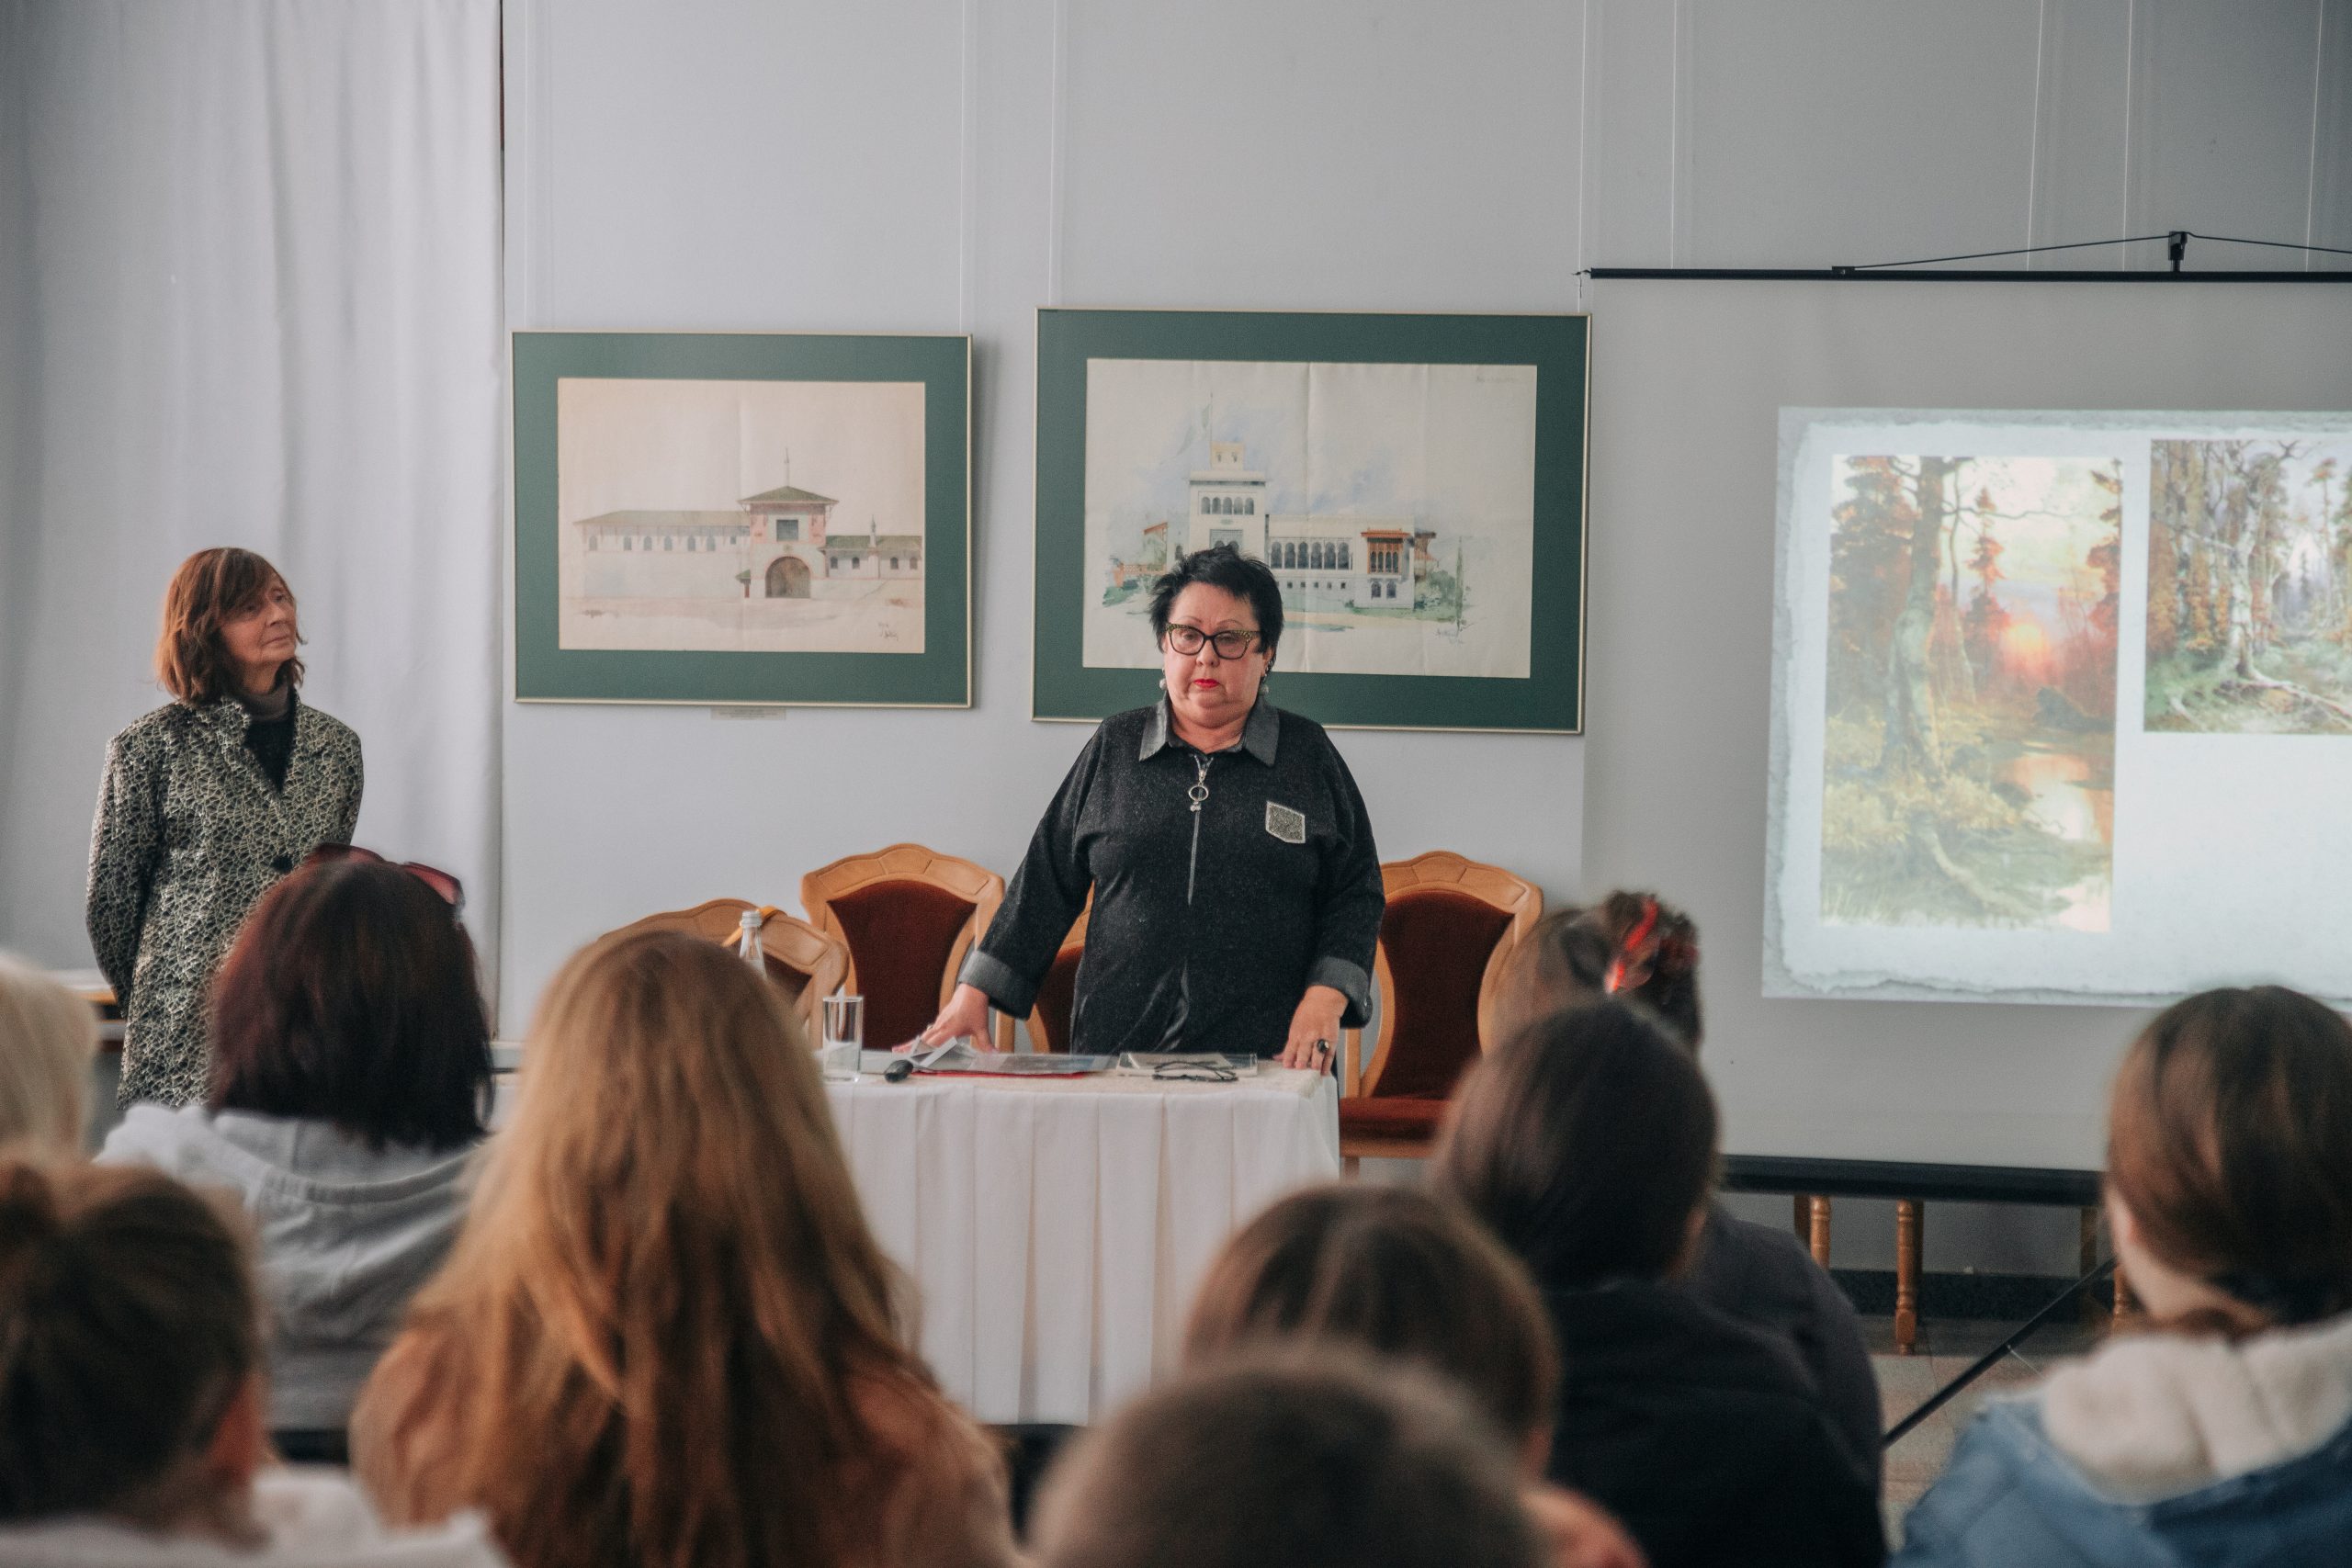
[2144,438,2352,734]
[1820,455,2122,930]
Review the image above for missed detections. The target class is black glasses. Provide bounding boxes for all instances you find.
[1164,624,1261,660]
[304,844,466,919]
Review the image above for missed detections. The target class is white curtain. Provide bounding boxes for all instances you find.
[0,1,504,998]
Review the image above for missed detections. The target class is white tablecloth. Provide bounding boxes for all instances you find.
[824,1067,1340,1426]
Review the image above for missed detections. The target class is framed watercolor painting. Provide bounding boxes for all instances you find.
[1033,308,1588,732]
[514,331,970,706]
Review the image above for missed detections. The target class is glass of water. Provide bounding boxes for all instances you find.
[820,994,865,1079]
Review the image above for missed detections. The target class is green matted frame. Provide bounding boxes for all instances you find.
[514,331,971,706]
[1033,308,1588,732]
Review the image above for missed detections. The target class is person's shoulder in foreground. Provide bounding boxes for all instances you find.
[0,1470,508,1567]
[1681,1204,1883,1483]
[1894,1314,2352,1568]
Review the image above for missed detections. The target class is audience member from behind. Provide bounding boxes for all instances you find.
[1185,1183,1645,1568]
[1435,1002,1885,1568]
[1492,893,1883,1484]
[1894,986,2352,1567]
[1033,1351,1549,1568]
[97,856,492,1438]
[0,1158,503,1565]
[0,954,99,1156]
[352,930,1015,1568]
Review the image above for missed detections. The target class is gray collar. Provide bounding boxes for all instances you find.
[1140,695,1280,765]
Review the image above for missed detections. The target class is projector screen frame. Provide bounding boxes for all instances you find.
[1591,267,2352,285]
[1581,274,2352,1175]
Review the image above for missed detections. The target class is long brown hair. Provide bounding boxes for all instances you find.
[2108,986,2352,1331]
[1183,1183,1558,1445]
[0,1159,259,1520]
[1434,1001,1718,1292]
[359,931,931,1568]
[155,547,302,704]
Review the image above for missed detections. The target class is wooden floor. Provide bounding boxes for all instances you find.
[1869,1311,2108,1542]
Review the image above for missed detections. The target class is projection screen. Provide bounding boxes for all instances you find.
[1582,278,2352,1173]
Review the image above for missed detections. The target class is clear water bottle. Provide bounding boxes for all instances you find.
[737,909,764,972]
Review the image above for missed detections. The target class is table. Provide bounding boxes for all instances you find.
[824,1066,1340,1426]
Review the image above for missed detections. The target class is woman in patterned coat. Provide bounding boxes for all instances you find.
[86,548,363,1107]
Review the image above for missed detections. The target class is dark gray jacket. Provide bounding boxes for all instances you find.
[86,695,362,1106]
[1679,1205,1883,1492]
[962,700,1382,1055]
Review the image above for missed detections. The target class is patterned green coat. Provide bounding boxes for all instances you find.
[86,695,363,1106]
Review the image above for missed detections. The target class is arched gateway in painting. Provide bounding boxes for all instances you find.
[766,556,811,598]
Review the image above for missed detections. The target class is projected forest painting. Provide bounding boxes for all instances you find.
[2144,438,2352,735]
[1821,455,2121,931]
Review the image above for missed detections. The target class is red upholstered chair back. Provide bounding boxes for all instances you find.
[1352,852,1544,1104]
[826,882,978,1051]
[801,844,1008,1052]
[1369,889,1513,1099]
[1025,897,1091,1053]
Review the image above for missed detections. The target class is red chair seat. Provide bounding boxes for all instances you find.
[1337,1097,1449,1139]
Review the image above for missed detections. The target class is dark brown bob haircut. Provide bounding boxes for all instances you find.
[2108,985,2352,1329]
[0,1159,260,1521]
[1148,542,1285,656]
[1032,1350,1544,1568]
[209,858,491,1151]
[1434,1000,1718,1292]
[155,547,302,705]
[1183,1182,1558,1445]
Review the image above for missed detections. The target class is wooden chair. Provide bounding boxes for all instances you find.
[801,844,1012,1053]
[1341,852,1542,1168]
[608,898,849,1040]
[1025,895,1092,1053]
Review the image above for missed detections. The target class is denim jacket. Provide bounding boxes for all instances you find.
[1895,1314,2352,1568]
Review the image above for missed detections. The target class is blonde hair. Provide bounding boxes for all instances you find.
[359,930,933,1568]
[0,954,97,1154]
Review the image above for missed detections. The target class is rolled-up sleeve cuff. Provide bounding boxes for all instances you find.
[1306,956,1374,1030]
[958,948,1037,1018]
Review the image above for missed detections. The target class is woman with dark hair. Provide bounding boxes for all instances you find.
[1491,892,1883,1489]
[1434,1001,1884,1568]
[1894,986,2352,1566]
[87,547,364,1107]
[98,855,489,1439]
[0,1157,503,1565]
[919,543,1383,1064]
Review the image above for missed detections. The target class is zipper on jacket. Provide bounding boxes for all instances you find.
[1186,753,1212,903]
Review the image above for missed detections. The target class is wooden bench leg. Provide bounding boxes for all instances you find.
[1894,1199,1922,1354]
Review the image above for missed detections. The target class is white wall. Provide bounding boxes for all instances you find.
[496,0,2346,1027]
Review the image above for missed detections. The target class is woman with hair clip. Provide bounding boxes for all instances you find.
[87,547,363,1109]
[1491,893,1882,1490]
[0,1158,503,1565]
[1894,985,2352,1566]
[353,929,1017,1568]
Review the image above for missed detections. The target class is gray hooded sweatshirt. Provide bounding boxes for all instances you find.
[98,1105,479,1430]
